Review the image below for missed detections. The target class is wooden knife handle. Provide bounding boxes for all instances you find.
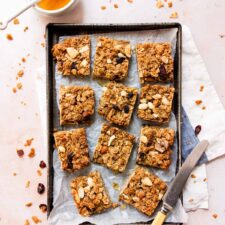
[151,211,167,225]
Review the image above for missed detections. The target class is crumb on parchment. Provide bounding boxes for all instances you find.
[32,216,42,224]
[13,18,20,25]
[28,148,35,158]
[101,6,106,10]
[195,100,202,105]
[26,180,30,188]
[170,11,178,19]
[24,138,34,147]
[212,213,218,219]
[6,34,13,40]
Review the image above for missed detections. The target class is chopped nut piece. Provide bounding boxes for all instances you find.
[170,11,178,19]
[24,138,34,146]
[22,57,26,63]
[54,128,90,172]
[6,34,13,40]
[25,202,32,207]
[13,172,17,176]
[31,216,42,224]
[26,180,30,188]
[119,167,167,216]
[189,198,194,202]
[168,2,173,7]
[24,220,30,225]
[101,6,106,10]
[127,0,133,3]
[195,100,202,105]
[191,174,196,178]
[24,26,29,32]
[39,204,47,213]
[28,148,35,158]
[12,87,17,93]
[200,85,204,92]
[203,178,207,182]
[93,37,131,81]
[17,70,24,78]
[37,170,42,176]
[114,3,119,8]
[202,106,206,110]
[212,214,218,219]
[13,18,20,24]
[156,0,164,8]
[17,149,24,158]
[93,124,135,172]
[71,171,114,216]
[17,82,23,90]
[98,82,138,126]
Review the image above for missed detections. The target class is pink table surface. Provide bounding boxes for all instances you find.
[0,0,225,224]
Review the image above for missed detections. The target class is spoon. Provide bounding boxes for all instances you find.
[0,0,40,30]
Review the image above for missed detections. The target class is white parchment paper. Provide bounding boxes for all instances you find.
[48,29,187,225]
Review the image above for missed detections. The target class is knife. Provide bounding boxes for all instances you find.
[151,140,209,225]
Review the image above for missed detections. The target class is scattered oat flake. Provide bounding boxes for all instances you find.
[170,11,178,19]
[156,0,164,8]
[195,100,202,105]
[12,87,17,93]
[120,204,126,210]
[26,180,30,188]
[191,174,196,178]
[24,26,29,32]
[24,220,30,225]
[200,85,204,92]
[24,138,34,147]
[13,18,20,25]
[17,70,24,77]
[28,148,35,158]
[101,6,106,10]
[37,169,42,176]
[32,216,42,224]
[6,34,13,40]
[25,202,33,207]
[112,182,120,191]
[212,214,218,219]
[17,82,23,90]
[168,2,173,7]
[114,4,119,8]
[17,149,24,158]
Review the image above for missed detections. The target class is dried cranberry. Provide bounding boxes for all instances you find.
[127,92,134,99]
[116,57,125,64]
[17,149,24,158]
[112,104,120,111]
[39,204,47,213]
[37,183,45,194]
[195,125,202,136]
[67,152,74,169]
[159,64,167,80]
[124,105,130,113]
[39,160,47,169]
[71,62,77,70]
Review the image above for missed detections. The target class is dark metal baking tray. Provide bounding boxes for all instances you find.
[46,23,182,225]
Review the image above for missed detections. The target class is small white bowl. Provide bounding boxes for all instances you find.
[34,0,79,16]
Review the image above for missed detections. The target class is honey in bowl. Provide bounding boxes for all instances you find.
[37,0,71,10]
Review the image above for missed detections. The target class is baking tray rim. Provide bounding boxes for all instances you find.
[46,22,182,225]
